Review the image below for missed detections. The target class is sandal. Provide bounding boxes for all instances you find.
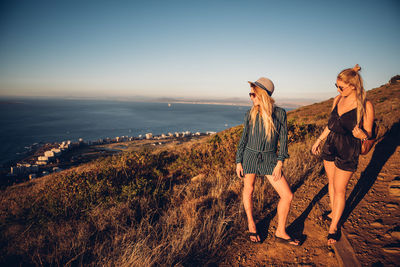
[327,230,341,245]
[248,232,260,243]
[275,235,300,246]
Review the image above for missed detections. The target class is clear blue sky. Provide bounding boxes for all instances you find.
[0,0,399,101]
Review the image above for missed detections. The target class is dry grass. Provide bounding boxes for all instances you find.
[0,79,399,266]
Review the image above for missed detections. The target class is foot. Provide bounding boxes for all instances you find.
[275,231,300,246]
[248,231,260,243]
[248,223,260,243]
[327,229,341,245]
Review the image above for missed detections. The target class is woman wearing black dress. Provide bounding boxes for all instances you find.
[312,64,375,245]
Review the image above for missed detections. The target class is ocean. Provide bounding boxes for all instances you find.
[0,98,253,165]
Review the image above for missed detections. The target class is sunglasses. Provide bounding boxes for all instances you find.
[335,83,344,91]
[249,93,256,98]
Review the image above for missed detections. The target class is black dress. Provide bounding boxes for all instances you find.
[321,105,361,172]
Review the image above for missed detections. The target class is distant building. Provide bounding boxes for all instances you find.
[38,156,49,161]
[145,133,153,139]
[60,141,71,150]
[51,148,62,156]
[44,151,55,157]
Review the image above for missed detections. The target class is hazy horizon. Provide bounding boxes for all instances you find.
[0,93,323,107]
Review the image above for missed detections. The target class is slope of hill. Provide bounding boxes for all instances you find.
[0,79,399,266]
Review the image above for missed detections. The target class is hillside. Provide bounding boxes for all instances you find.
[0,79,399,266]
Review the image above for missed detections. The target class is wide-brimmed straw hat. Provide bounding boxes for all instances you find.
[248,77,274,96]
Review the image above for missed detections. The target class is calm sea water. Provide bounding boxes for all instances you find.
[0,98,253,165]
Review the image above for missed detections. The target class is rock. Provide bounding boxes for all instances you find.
[386,203,399,209]
[384,233,391,239]
[382,246,400,254]
[390,231,400,240]
[389,178,400,198]
[370,221,384,228]
[348,233,359,239]
[191,174,205,182]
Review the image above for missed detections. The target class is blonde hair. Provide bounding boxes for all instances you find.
[249,85,276,141]
[337,64,366,125]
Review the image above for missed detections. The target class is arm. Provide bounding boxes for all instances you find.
[363,101,375,137]
[277,108,289,162]
[311,96,339,155]
[236,111,250,178]
[272,109,289,181]
[352,101,375,139]
[236,111,250,164]
[311,126,331,155]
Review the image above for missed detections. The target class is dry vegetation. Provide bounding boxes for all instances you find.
[1,78,399,266]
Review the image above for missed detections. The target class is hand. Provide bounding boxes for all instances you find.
[352,125,367,140]
[236,163,244,178]
[272,162,283,181]
[311,139,322,155]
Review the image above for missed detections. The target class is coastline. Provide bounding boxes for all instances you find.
[1,131,214,188]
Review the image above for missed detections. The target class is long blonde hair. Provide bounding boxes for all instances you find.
[337,64,366,125]
[249,85,276,141]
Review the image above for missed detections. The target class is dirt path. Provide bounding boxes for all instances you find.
[336,125,400,266]
[221,127,400,266]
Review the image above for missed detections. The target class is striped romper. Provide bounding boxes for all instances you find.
[236,106,289,175]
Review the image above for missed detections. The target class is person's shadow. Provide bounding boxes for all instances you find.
[341,121,400,222]
[256,165,322,242]
[286,184,329,243]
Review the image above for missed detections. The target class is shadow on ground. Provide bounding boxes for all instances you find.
[342,121,400,222]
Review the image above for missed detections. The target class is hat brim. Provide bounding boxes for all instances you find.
[247,81,272,96]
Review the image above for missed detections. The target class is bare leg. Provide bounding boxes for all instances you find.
[243,173,260,242]
[324,160,336,218]
[265,174,298,245]
[328,167,353,245]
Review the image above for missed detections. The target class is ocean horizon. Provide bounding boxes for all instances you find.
[0,97,292,166]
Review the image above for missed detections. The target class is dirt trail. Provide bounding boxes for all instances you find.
[221,128,400,266]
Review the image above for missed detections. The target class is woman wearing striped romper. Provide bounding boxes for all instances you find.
[236,77,299,245]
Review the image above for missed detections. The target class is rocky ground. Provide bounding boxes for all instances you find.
[221,124,400,266]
